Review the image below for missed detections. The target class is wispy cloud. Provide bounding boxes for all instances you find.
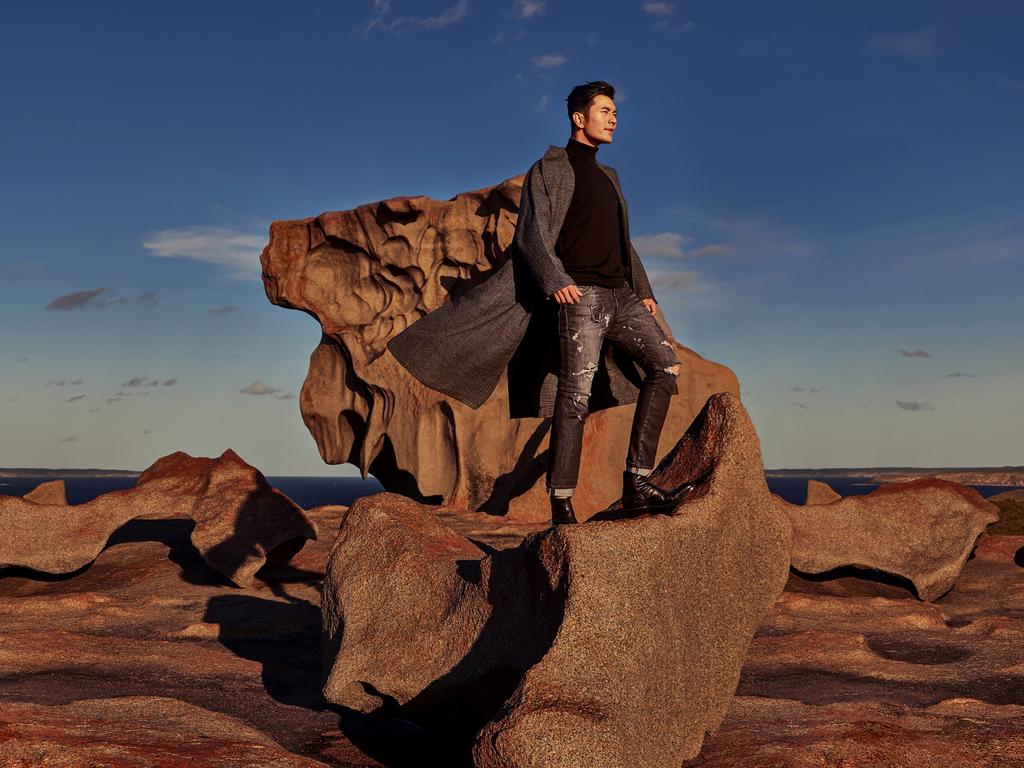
[121,376,176,388]
[650,270,700,292]
[492,29,524,44]
[65,394,87,402]
[515,0,544,19]
[45,288,158,311]
[59,435,80,442]
[641,1,692,31]
[897,348,931,358]
[532,53,567,69]
[634,232,733,260]
[535,94,550,112]
[791,402,808,409]
[895,400,934,411]
[634,233,692,259]
[208,305,239,315]
[240,380,281,396]
[942,372,975,378]
[586,31,599,47]
[355,0,469,37]
[872,25,938,60]
[47,379,84,386]
[792,386,820,393]
[276,392,298,400]
[642,1,675,16]
[142,226,267,279]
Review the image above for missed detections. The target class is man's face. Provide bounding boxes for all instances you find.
[574,94,617,145]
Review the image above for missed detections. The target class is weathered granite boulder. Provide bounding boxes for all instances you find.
[22,479,67,505]
[321,392,793,766]
[782,478,998,601]
[261,176,738,522]
[0,449,316,587]
[321,492,555,730]
[474,392,792,767]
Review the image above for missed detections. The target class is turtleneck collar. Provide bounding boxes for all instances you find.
[565,137,599,162]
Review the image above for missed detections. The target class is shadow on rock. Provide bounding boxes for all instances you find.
[203,593,324,709]
[107,519,234,587]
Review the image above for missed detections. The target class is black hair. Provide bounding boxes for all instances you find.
[565,81,615,127]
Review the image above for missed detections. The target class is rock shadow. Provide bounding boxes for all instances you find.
[203,592,324,709]
[108,518,234,587]
[478,419,550,516]
[786,565,920,599]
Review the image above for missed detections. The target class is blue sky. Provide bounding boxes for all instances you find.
[1,1,1022,473]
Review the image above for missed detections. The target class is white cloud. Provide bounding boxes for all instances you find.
[642,1,675,16]
[535,94,550,112]
[492,29,524,43]
[633,231,732,260]
[357,0,469,36]
[532,53,567,69]
[516,0,544,19]
[650,270,700,292]
[239,380,280,396]
[142,226,267,279]
[634,232,693,259]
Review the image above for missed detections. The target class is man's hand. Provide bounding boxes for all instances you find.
[552,284,582,304]
[642,298,658,315]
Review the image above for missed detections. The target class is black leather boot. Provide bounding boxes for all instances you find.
[621,471,693,515]
[550,495,578,525]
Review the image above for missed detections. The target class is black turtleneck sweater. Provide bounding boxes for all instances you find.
[555,138,626,288]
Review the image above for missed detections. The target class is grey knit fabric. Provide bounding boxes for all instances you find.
[386,144,673,417]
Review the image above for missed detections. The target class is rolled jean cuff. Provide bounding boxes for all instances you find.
[547,486,575,498]
[626,465,653,477]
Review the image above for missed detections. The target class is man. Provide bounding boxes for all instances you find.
[388,81,692,525]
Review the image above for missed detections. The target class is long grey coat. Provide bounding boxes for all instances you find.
[387,143,676,419]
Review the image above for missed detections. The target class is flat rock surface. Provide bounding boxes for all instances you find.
[1,488,1019,766]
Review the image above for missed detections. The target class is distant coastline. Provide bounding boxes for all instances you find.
[765,467,1024,486]
[3,466,1021,486]
[0,468,140,478]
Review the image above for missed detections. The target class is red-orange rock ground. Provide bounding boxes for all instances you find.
[1,500,1020,767]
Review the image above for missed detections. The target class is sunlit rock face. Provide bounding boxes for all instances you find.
[785,477,998,601]
[319,394,794,767]
[0,449,317,588]
[261,175,738,521]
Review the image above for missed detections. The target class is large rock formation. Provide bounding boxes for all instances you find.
[321,393,793,767]
[785,478,998,601]
[0,449,316,587]
[1,447,1019,766]
[261,175,738,522]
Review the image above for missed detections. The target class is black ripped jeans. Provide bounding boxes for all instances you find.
[546,283,680,496]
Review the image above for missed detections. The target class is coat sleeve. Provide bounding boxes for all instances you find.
[513,163,575,298]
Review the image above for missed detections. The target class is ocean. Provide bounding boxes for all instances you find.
[0,475,1019,507]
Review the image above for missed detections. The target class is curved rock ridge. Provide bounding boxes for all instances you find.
[261,176,738,521]
[22,479,67,505]
[783,477,998,601]
[0,449,317,587]
[321,392,793,767]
